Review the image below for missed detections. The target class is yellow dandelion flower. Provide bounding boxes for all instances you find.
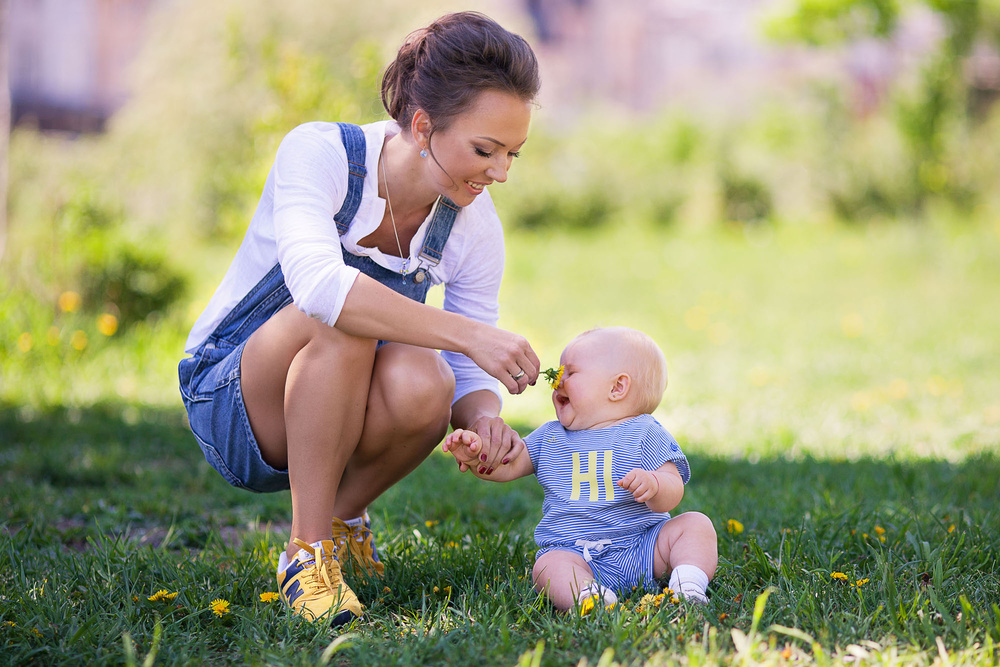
[70,330,88,351]
[433,586,439,593]
[31,628,43,638]
[210,599,230,617]
[653,593,665,607]
[383,586,392,594]
[543,366,565,390]
[948,524,955,534]
[58,291,81,313]
[853,578,870,587]
[830,572,849,581]
[781,646,793,660]
[718,612,728,621]
[96,313,119,336]
[148,590,179,602]
[259,592,279,603]
[671,596,680,604]
[580,595,596,617]
[727,519,744,535]
[424,520,439,528]
[3,621,17,628]
[874,525,885,535]
[17,332,33,353]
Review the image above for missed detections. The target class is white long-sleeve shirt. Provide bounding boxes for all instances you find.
[185,120,505,404]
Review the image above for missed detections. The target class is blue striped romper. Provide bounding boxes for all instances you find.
[525,414,691,593]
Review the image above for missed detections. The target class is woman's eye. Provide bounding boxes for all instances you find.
[509,151,521,159]
[474,147,492,158]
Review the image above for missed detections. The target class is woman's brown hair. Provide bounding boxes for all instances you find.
[381,12,540,134]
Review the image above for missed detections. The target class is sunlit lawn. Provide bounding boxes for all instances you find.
[2,219,999,665]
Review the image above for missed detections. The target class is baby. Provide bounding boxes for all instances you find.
[444,327,717,612]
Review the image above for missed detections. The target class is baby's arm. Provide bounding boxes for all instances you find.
[618,462,684,514]
[443,429,534,482]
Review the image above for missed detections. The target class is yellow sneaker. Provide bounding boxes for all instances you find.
[277,539,363,626]
[332,513,385,578]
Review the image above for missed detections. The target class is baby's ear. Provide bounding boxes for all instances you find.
[609,373,631,402]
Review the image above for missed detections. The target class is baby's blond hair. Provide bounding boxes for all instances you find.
[577,327,668,414]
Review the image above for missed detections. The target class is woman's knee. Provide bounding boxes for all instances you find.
[373,345,455,428]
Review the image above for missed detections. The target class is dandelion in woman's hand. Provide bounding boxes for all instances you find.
[210,599,230,617]
[148,590,178,602]
[543,365,564,390]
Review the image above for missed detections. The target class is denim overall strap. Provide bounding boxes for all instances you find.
[416,196,461,268]
[334,123,367,235]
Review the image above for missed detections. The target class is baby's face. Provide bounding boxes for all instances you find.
[552,331,629,430]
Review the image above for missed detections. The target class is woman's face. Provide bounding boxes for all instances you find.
[423,89,532,207]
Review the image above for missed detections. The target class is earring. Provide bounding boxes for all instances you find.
[420,148,428,158]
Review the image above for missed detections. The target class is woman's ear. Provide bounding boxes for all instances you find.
[410,109,432,152]
[609,373,631,402]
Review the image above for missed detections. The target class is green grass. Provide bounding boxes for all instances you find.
[2,220,999,665]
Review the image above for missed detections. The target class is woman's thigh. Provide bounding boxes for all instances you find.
[240,304,377,465]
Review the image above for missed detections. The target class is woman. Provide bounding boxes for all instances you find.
[178,12,541,626]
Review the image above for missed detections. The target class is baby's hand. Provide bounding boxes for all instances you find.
[618,468,660,503]
[442,429,483,473]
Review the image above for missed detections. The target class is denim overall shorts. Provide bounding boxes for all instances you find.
[178,123,461,492]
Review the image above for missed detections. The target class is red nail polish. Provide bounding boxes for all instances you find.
[479,467,486,474]
[487,468,494,475]
[480,454,487,462]
[502,458,509,465]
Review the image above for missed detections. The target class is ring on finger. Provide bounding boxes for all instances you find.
[512,370,525,380]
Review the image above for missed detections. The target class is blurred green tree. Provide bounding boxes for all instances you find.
[764,0,1000,214]
[105,0,502,245]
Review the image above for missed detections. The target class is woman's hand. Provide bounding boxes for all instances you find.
[463,414,524,475]
[464,324,540,395]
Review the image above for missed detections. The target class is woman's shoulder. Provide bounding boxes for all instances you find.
[279,120,391,154]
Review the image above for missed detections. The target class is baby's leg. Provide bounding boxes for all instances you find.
[652,512,718,602]
[533,550,603,611]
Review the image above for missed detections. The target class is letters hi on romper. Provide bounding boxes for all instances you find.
[570,451,615,502]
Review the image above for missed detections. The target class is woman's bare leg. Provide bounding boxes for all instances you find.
[333,342,455,519]
[240,304,377,558]
[239,305,456,559]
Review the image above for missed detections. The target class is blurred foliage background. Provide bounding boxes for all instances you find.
[1,0,999,454]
